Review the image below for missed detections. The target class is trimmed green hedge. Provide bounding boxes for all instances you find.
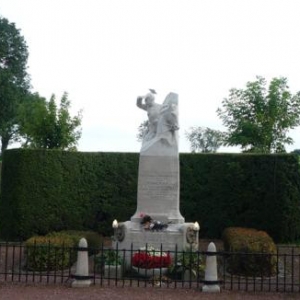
[0,149,138,240]
[1,149,300,242]
[180,153,300,242]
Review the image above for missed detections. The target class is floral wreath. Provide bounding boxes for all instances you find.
[139,213,168,231]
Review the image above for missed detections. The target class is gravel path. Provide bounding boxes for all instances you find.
[0,283,299,300]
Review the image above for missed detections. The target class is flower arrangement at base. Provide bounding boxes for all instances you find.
[139,213,169,231]
[132,246,172,269]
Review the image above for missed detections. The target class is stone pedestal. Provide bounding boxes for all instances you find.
[131,155,184,224]
[113,221,198,251]
[112,221,199,266]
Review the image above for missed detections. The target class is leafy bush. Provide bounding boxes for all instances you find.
[222,227,277,276]
[25,235,76,271]
[94,249,123,271]
[168,248,205,281]
[104,249,123,265]
[94,249,124,278]
[47,230,103,255]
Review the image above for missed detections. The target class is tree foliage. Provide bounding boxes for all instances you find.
[0,17,30,154]
[137,120,149,142]
[185,126,225,153]
[291,149,300,155]
[18,92,82,150]
[217,76,300,153]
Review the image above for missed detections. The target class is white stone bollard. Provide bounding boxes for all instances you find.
[202,242,220,293]
[72,238,92,288]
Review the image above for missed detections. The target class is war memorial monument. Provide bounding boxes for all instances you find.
[112,90,199,252]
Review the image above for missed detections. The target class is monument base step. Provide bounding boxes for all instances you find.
[112,221,199,266]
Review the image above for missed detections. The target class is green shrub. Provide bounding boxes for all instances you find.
[1,150,300,243]
[48,230,103,255]
[181,153,300,242]
[0,161,2,188]
[46,231,80,246]
[94,249,123,268]
[169,249,205,280]
[0,149,138,240]
[25,235,76,271]
[222,227,277,276]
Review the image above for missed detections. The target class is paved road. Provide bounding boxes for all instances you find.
[0,284,298,300]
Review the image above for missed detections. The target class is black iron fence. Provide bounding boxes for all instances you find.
[0,241,300,292]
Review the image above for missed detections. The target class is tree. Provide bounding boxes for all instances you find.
[18,92,82,150]
[217,76,300,153]
[185,126,225,153]
[136,120,149,142]
[291,149,300,155]
[0,17,30,154]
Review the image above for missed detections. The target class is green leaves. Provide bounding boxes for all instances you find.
[18,92,82,150]
[217,76,300,153]
[1,17,81,153]
[137,120,149,142]
[0,17,30,153]
[185,126,225,153]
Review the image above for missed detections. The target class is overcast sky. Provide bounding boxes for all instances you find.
[1,0,300,153]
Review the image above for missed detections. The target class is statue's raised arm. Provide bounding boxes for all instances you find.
[136,96,147,111]
[136,91,161,143]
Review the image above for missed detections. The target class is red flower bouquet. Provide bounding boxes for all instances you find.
[132,247,172,269]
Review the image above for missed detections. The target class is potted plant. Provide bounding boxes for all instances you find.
[94,249,123,278]
[170,250,205,281]
[131,246,172,277]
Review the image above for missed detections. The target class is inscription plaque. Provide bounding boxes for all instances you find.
[132,155,184,224]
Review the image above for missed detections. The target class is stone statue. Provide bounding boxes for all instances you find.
[136,90,179,156]
[136,91,162,142]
